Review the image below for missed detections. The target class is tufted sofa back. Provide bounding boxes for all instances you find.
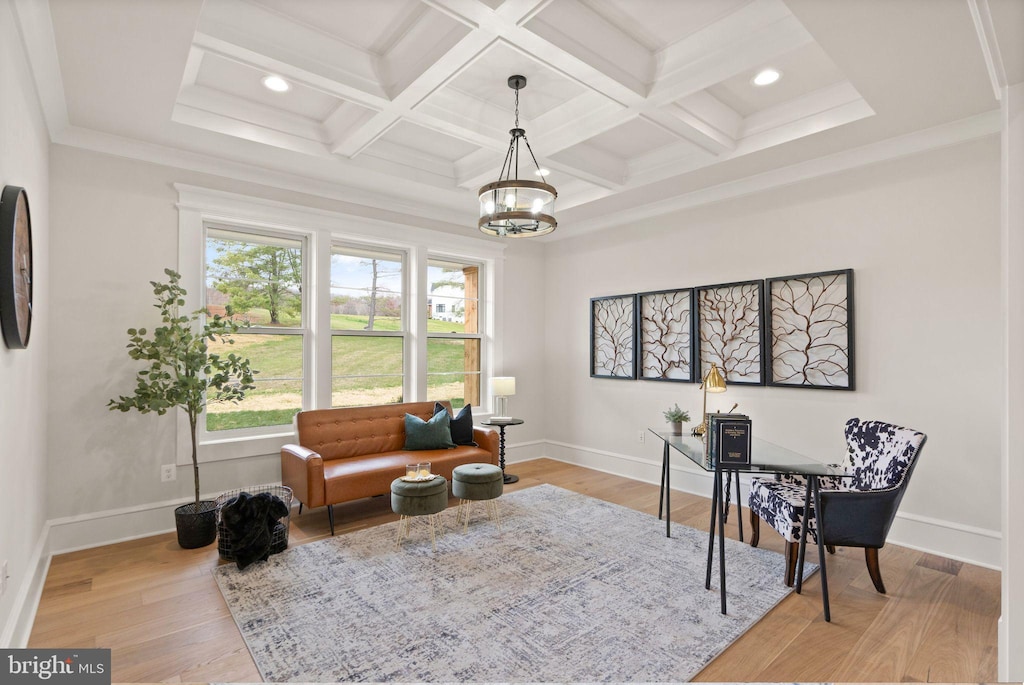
[843,417,927,491]
[295,401,449,461]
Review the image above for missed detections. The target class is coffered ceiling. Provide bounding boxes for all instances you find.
[23,0,1022,238]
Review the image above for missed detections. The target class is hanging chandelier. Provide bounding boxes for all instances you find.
[478,75,557,238]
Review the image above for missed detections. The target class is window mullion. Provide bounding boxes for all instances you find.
[410,245,429,402]
[313,231,332,410]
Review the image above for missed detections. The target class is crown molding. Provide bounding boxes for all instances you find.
[53,125,477,231]
[11,0,69,139]
[550,109,1002,240]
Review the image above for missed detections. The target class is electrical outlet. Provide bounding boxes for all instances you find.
[160,464,176,482]
[1,560,8,598]
[638,430,646,444]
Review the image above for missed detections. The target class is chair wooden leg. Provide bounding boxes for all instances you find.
[785,541,798,587]
[749,510,760,547]
[827,544,836,554]
[865,547,886,594]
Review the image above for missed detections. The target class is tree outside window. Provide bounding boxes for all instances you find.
[204,228,305,430]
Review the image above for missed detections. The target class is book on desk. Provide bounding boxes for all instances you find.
[704,413,752,468]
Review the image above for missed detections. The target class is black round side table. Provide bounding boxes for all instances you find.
[481,418,524,484]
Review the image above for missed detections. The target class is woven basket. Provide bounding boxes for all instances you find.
[215,485,293,562]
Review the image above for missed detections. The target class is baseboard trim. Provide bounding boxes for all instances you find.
[1,522,51,648]
[4,437,1002,648]
[524,439,1002,570]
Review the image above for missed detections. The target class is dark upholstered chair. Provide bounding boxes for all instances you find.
[747,418,927,593]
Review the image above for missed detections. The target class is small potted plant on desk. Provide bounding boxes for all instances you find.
[109,269,257,549]
[663,403,691,435]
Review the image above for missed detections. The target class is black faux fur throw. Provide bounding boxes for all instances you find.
[220,492,289,570]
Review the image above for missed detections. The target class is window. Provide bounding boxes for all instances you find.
[204,227,306,431]
[426,259,481,409]
[178,184,505,462]
[331,245,406,407]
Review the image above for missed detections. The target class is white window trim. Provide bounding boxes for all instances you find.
[175,184,506,466]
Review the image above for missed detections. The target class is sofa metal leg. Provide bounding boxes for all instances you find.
[327,504,335,536]
[865,547,886,594]
[298,502,302,515]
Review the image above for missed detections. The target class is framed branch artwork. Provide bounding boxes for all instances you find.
[696,280,765,385]
[638,288,694,382]
[590,294,637,379]
[767,269,854,390]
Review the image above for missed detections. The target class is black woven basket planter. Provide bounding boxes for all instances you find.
[174,500,218,549]
[215,485,293,561]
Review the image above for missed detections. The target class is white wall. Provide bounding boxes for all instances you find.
[1000,80,1024,682]
[543,137,1003,566]
[45,144,548,546]
[0,0,51,647]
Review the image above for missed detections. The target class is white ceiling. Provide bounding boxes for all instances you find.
[26,0,1022,239]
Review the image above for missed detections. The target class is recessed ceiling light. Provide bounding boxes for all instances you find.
[534,168,550,177]
[262,75,290,93]
[752,68,781,87]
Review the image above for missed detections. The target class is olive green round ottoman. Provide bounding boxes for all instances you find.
[452,463,503,532]
[390,476,448,551]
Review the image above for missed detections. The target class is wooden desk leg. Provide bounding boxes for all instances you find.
[705,466,719,590]
[658,442,668,521]
[795,478,812,595]
[812,476,832,622]
[664,442,671,538]
[716,463,728,615]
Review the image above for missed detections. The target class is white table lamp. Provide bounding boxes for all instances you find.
[492,376,516,420]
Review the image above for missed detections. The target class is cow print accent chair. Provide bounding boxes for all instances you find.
[747,418,927,593]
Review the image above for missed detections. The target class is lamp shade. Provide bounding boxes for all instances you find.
[703,364,727,393]
[492,377,516,396]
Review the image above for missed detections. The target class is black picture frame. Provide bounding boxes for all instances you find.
[590,294,637,379]
[766,268,855,390]
[695,279,765,386]
[637,288,695,382]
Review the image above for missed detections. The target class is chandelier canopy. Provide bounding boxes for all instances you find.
[478,75,557,238]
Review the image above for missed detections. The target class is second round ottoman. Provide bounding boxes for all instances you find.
[452,463,504,532]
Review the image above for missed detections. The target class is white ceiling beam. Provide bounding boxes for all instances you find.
[645,94,739,157]
[520,0,651,97]
[193,32,389,107]
[548,144,628,188]
[171,103,333,159]
[968,0,1006,101]
[177,84,328,143]
[649,2,813,106]
[741,81,869,138]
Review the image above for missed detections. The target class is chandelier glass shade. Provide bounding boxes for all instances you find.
[478,75,557,238]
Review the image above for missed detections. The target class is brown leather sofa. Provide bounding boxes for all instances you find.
[281,401,499,534]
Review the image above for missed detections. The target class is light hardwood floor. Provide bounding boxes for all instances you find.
[28,458,999,683]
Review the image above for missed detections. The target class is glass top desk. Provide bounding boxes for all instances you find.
[649,429,849,621]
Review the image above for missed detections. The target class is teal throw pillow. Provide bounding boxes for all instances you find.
[404,411,456,450]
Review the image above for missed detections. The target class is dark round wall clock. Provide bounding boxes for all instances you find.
[0,185,33,349]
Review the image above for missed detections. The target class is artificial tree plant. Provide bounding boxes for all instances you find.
[109,268,256,546]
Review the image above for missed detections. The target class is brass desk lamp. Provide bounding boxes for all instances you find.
[692,362,727,436]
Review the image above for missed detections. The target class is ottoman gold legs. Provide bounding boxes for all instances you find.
[455,498,501,533]
[395,513,445,551]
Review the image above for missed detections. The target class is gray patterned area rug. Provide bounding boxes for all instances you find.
[214,484,811,682]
